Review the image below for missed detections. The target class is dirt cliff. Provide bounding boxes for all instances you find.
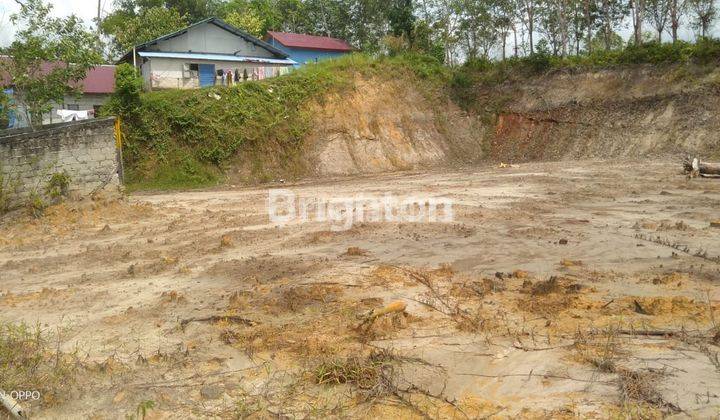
[482,65,720,161]
[302,77,483,176]
[297,65,720,177]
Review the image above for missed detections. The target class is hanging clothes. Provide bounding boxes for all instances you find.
[243,68,249,81]
[252,68,259,80]
[234,69,240,82]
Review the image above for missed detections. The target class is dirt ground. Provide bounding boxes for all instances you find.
[1,159,719,419]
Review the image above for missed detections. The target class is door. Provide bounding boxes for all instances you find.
[198,64,215,87]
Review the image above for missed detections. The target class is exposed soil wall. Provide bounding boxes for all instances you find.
[296,65,720,177]
[485,66,720,162]
[302,78,484,176]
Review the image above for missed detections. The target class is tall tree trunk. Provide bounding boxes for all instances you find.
[502,30,507,60]
[529,6,534,54]
[585,0,593,53]
[669,0,679,43]
[560,0,568,56]
[603,0,611,49]
[632,0,644,44]
[513,24,519,56]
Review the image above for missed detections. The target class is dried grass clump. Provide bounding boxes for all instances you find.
[313,350,397,399]
[0,322,80,407]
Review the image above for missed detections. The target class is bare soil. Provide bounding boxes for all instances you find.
[1,159,719,419]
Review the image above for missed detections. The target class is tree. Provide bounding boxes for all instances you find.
[644,0,670,41]
[537,0,571,56]
[630,0,645,44]
[493,0,516,59]
[225,9,265,36]
[687,0,715,38]
[0,91,10,128]
[111,7,188,58]
[104,63,144,116]
[516,0,538,53]
[0,0,102,127]
[667,0,684,42]
[596,0,628,49]
[165,0,223,21]
[455,0,498,59]
[387,0,416,41]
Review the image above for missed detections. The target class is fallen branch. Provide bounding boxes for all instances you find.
[0,390,25,419]
[683,157,720,178]
[356,300,407,331]
[458,371,614,384]
[180,315,258,329]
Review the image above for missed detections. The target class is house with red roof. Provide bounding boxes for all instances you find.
[1,60,116,128]
[265,32,354,66]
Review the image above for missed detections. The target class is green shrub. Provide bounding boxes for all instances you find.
[114,53,447,190]
[45,171,71,200]
[689,37,720,64]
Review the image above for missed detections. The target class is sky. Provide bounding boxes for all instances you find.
[0,0,717,52]
[0,0,112,47]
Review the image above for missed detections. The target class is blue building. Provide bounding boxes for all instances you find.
[265,32,353,67]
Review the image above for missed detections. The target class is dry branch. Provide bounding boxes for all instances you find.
[355,300,407,331]
[683,157,720,178]
[180,315,258,329]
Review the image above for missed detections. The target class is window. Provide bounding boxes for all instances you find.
[183,63,199,78]
[66,104,79,111]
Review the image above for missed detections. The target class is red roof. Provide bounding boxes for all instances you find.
[266,31,353,52]
[0,58,115,94]
[80,65,116,94]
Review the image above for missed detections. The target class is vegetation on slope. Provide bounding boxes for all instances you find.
[106,54,448,191]
[106,39,720,191]
[452,38,720,100]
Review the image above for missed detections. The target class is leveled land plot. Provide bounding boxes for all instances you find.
[1,159,719,418]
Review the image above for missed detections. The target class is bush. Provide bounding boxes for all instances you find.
[102,63,143,118]
[618,41,689,64]
[116,53,447,190]
[689,37,720,64]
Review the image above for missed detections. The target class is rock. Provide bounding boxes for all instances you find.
[200,384,223,400]
[710,220,720,228]
[220,234,233,247]
[112,391,126,404]
[559,238,568,245]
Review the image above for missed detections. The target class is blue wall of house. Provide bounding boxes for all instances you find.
[267,39,348,67]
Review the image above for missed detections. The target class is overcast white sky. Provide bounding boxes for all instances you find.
[0,0,113,47]
[0,0,716,51]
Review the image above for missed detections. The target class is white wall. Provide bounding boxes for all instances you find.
[142,57,290,90]
[148,23,274,58]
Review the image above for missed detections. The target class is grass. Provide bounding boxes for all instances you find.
[312,349,398,400]
[0,322,80,407]
[110,53,448,191]
[110,39,720,191]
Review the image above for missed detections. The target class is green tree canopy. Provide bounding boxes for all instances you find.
[0,0,102,127]
[107,7,189,58]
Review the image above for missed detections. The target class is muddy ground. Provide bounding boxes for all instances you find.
[1,159,719,419]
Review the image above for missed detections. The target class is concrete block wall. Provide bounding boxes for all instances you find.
[0,117,120,208]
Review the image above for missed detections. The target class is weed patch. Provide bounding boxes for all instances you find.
[0,322,80,407]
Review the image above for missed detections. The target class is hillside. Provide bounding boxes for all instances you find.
[114,54,720,190]
[461,64,720,162]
